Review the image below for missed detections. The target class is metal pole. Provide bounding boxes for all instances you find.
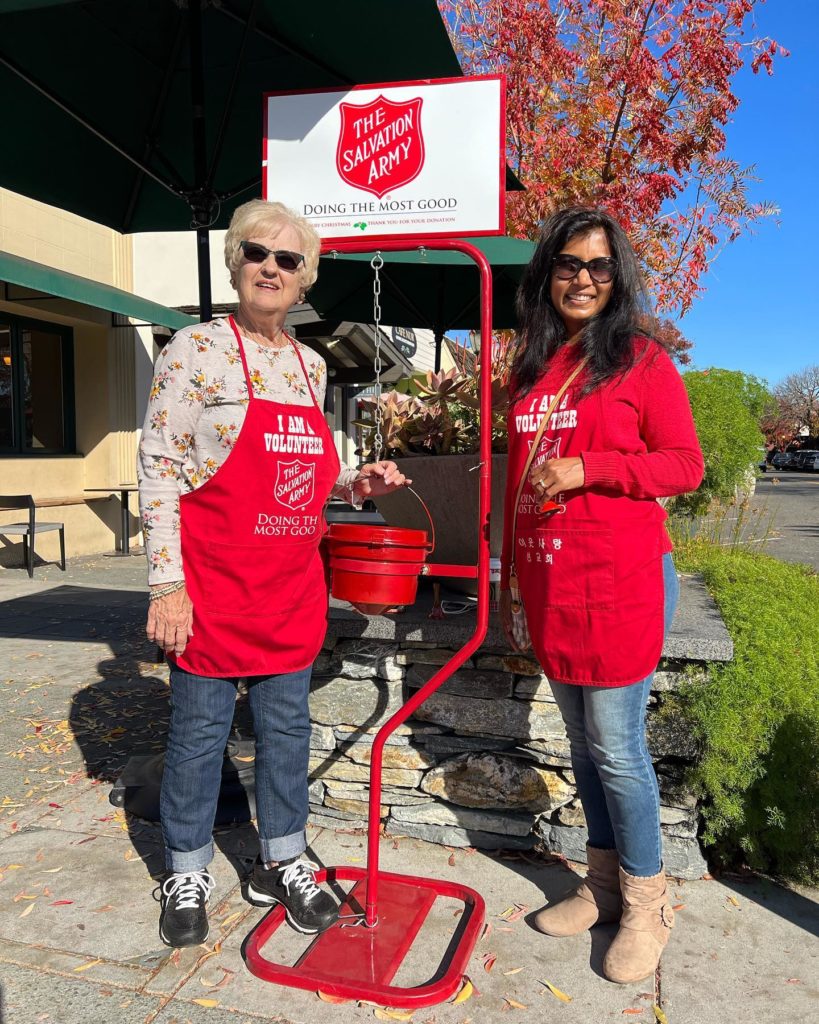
[320,238,493,928]
[188,0,213,322]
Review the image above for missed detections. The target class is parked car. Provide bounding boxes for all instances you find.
[792,450,819,470]
[771,450,797,470]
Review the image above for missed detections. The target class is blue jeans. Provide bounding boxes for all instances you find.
[549,553,679,877]
[161,665,313,873]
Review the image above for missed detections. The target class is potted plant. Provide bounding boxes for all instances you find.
[352,334,513,571]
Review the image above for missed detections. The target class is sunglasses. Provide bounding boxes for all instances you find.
[239,240,304,272]
[552,254,617,283]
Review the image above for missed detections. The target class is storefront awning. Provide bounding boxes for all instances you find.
[0,250,196,330]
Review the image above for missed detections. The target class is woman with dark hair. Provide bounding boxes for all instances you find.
[499,207,703,984]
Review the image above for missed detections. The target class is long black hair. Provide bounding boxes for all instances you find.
[511,207,655,402]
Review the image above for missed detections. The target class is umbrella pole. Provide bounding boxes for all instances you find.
[189,0,214,322]
[196,229,213,323]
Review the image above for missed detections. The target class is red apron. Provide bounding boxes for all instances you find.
[173,316,341,679]
[510,352,667,686]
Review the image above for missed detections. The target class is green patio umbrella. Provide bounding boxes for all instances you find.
[0,0,485,318]
[311,235,536,364]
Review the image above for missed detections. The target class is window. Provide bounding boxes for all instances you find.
[0,314,74,455]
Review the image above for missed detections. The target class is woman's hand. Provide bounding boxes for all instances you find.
[353,461,412,499]
[146,585,194,658]
[529,456,585,501]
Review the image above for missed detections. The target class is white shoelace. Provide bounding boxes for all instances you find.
[162,870,215,910]
[279,858,321,901]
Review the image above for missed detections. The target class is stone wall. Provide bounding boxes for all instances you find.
[307,577,732,879]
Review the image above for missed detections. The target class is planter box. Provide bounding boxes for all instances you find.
[374,454,509,573]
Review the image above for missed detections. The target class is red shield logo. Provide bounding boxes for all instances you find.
[274,460,315,511]
[532,436,562,467]
[336,95,425,199]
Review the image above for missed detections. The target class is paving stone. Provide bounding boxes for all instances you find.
[307,756,422,788]
[0,960,163,1024]
[412,691,567,740]
[384,817,536,851]
[421,752,573,811]
[308,676,404,728]
[339,741,433,770]
[391,801,535,836]
[407,663,513,699]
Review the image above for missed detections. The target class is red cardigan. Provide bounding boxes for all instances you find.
[500,340,704,590]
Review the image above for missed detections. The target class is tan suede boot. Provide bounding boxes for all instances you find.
[534,846,621,937]
[603,866,675,984]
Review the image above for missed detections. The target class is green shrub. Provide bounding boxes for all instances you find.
[670,368,767,516]
[671,542,819,882]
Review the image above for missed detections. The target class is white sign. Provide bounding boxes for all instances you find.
[263,75,505,243]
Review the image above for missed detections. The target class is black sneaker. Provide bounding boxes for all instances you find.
[158,870,215,947]
[246,856,338,933]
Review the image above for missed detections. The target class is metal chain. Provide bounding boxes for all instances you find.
[371,252,384,464]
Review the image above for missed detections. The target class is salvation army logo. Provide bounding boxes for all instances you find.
[336,95,424,199]
[274,460,315,511]
[532,436,562,465]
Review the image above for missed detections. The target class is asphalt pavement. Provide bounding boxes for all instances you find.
[752,470,819,570]
[0,553,817,1024]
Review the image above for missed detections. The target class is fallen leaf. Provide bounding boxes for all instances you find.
[452,977,473,1005]
[786,978,802,984]
[480,922,493,942]
[73,959,103,973]
[503,967,524,976]
[653,1005,669,1024]
[192,999,219,1008]
[541,980,572,1003]
[317,991,351,1004]
[91,905,115,913]
[208,968,236,991]
[448,853,456,866]
[219,911,242,930]
[504,998,527,1010]
[727,896,740,907]
[672,904,685,911]
[622,1010,644,1016]
[18,903,35,918]
[481,953,496,973]
[504,904,529,923]
[50,900,74,906]
[374,1009,414,1021]
[40,867,63,874]
[13,892,40,902]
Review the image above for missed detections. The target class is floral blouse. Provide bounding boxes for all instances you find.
[137,317,360,585]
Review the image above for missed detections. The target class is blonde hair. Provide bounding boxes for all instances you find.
[224,199,321,293]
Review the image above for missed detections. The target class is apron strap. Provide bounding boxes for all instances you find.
[289,339,322,410]
[228,315,254,398]
[511,355,589,579]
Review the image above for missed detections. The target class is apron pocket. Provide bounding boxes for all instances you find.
[200,539,320,617]
[530,526,614,610]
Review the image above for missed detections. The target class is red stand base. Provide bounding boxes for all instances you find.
[244,866,485,1008]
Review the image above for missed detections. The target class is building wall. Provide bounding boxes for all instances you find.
[0,191,143,568]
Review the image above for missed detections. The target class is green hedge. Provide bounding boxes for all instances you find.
[671,542,819,882]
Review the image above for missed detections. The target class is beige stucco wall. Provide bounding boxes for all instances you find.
[0,191,145,569]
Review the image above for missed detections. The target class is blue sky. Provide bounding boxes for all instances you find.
[677,0,819,386]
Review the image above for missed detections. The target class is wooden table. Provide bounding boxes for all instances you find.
[84,486,143,557]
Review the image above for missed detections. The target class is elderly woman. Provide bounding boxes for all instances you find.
[500,208,703,984]
[138,199,408,948]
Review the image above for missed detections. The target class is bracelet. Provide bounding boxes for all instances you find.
[148,580,185,602]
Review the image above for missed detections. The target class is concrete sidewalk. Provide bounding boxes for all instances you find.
[0,556,817,1024]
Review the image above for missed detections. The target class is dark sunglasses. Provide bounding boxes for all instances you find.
[552,254,617,283]
[239,240,304,272]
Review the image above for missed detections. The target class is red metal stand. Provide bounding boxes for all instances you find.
[244,238,494,1007]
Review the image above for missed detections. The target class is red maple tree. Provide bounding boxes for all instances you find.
[440,0,787,318]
